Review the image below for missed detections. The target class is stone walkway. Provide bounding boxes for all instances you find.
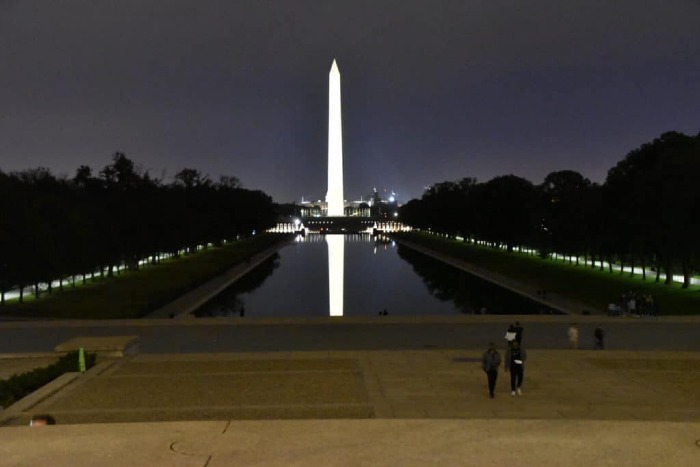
[3,349,699,426]
[1,348,699,466]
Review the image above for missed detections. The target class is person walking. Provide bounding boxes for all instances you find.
[567,323,579,349]
[481,342,501,399]
[504,340,527,396]
[505,324,517,348]
[514,321,524,345]
[594,327,604,350]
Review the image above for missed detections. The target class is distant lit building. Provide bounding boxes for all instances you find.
[299,188,399,219]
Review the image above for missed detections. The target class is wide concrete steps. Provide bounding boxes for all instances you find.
[4,349,700,426]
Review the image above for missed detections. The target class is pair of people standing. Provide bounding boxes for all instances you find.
[481,338,527,398]
[505,321,524,348]
[567,324,606,350]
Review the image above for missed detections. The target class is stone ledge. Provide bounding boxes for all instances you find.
[36,404,376,424]
[54,336,139,357]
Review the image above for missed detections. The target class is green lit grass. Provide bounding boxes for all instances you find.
[0,234,288,319]
[394,232,700,315]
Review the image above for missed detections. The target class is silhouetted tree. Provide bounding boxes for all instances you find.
[539,170,594,264]
[0,152,277,306]
[473,175,539,251]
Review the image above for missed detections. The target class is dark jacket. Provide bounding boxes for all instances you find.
[504,347,527,371]
[481,349,501,372]
[514,325,524,343]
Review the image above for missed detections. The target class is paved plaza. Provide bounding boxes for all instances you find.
[4,348,700,425]
[1,316,699,466]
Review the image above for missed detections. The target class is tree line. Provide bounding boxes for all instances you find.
[399,131,700,288]
[0,153,276,302]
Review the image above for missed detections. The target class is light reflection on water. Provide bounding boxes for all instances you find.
[326,234,344,316]
[193,233,557,318]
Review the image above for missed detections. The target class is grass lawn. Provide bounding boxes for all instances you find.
[0,234,288,319]
[395,232,700,315]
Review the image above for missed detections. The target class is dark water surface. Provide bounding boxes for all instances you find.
[194,234,557,318]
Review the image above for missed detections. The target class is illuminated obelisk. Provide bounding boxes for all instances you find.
[326,59,344,216]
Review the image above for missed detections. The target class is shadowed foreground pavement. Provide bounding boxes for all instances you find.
[2,419,698,467]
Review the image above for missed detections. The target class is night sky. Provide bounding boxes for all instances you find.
[1,1,698,203]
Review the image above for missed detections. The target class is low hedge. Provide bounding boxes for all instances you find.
[0,350,96,409]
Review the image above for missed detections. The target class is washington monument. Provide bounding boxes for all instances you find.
[326,59,344,216]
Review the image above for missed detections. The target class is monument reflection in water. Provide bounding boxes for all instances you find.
[326,234,344,316]
[193,233,558,318]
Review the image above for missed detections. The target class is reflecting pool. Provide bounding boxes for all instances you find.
[193,234,557,318]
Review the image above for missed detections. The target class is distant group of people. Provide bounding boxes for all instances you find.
[481,320,606,398]
[609,291,657,317]
[481,321,527,399]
